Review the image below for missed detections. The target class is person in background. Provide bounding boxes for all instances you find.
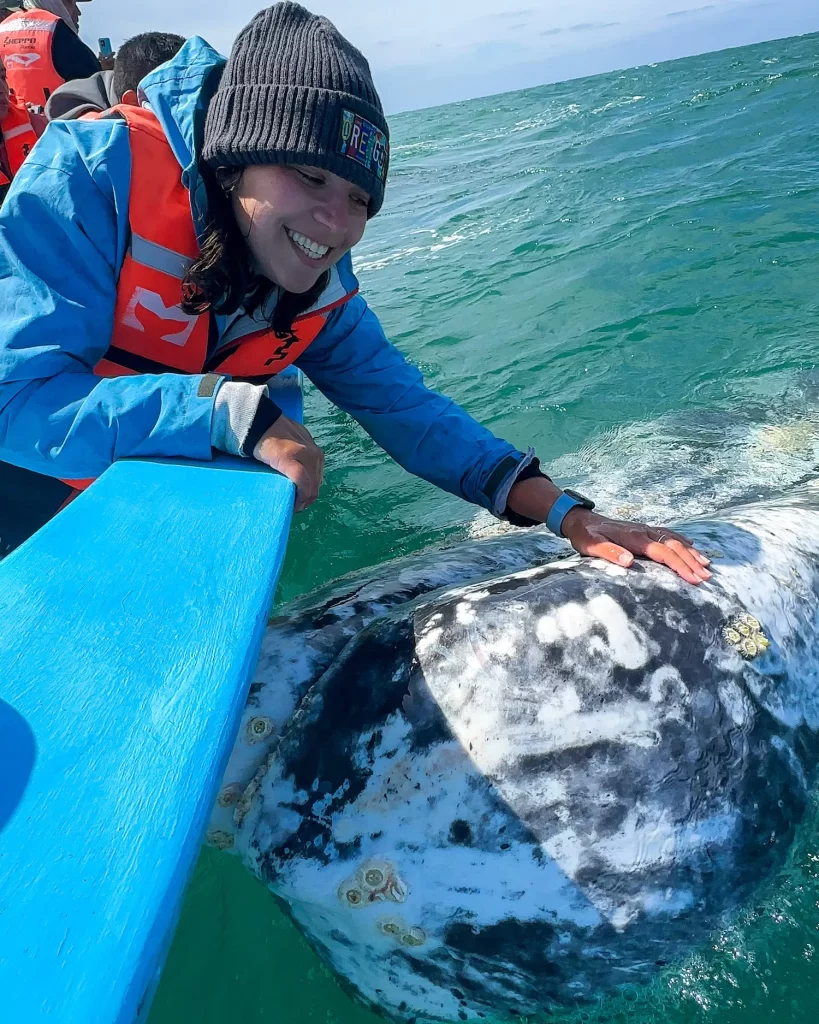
[0,0,99,108]
[0,55,44,204]
[46,31,186,120]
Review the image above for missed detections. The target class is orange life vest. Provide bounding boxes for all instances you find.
[62,103,357,491]
[0,10,63,107]
[0,94,38,186]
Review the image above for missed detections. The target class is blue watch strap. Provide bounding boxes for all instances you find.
[546,491,583,537]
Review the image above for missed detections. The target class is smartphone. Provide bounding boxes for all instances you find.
[98,37,113,59]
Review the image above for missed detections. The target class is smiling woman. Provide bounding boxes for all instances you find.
[199,162,370,303]
[0,2,712,570]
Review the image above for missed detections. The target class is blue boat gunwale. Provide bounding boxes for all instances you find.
[0,367,304,1023]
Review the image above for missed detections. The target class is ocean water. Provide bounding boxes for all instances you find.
[149,33,819,1024]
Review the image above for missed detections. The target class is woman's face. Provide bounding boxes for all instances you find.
[232,164,370,294]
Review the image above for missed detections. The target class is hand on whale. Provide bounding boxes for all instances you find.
[506,475,712,585]
[561,504,712,584]
[209,487,819,1022]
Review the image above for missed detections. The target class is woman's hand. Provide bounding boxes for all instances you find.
[252,414,325,512]
[561,507,711,585]
[506,475,711,585]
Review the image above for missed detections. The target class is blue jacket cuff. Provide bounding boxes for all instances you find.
[487,448,537,517]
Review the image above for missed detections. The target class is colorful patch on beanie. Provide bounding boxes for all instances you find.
[338,109,388,181]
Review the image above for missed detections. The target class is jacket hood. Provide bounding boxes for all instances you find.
[45,70,117,122]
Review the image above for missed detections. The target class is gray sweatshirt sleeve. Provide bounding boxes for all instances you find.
[210,381,267,456]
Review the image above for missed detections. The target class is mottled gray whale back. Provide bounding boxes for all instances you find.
[211,486,819,1022]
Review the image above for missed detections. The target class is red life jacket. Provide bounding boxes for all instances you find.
[0,10,63,107]
[61,103,357,490]
[0,93,38,186]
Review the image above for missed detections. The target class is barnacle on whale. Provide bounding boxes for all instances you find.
[339,886,363,907]
[216,783,243,808]
[338,859,408,909]
[722,614,769,659]
[401,927,427,948]
[206,829,235,851]
[246,715,275,745]
[375,915,427,948]
[376,915,404,937]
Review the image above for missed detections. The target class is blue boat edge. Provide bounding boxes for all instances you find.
[0,368,304,1022]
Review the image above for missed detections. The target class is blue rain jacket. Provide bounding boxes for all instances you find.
[0,38,528,514]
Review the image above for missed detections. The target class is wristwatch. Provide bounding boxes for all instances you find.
[546,488,596,537]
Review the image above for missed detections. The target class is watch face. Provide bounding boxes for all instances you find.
[564,488,595,511]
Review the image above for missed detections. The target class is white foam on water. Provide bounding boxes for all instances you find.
[467,400,819,539]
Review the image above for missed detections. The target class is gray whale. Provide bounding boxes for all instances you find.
[209,486,819,1022]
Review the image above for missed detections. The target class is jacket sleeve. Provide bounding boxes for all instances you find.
[0,120,218,480]
[296,294,533,515]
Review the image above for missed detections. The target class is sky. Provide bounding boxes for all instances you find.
[79,0,819,113]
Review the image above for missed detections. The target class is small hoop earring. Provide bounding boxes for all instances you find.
[216,168,241,195]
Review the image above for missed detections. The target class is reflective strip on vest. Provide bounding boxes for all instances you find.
[0,96,38,185]
[3,121,34,142]
[129,232,195,279]
[2,17,58,33]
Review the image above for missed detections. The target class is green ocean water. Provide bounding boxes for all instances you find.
[149,33,819,1024]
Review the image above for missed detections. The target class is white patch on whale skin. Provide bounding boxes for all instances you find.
[586,557,629,578]
[455,602,477,625]
[593,806,739,877]
[717,677,752,727]
[587,594,651,670]
[242,771,308,858]
[535,593,651,670]
[536,685,582,725]
[416,625,443,655]
[534,701,661,752]
[555,601,593,639]
[648,664,688,705]
[536,613,561,644]
[542,828,585,879]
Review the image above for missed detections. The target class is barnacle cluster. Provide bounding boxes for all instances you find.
[377,914,427,948]
[722,614,770,659]
[337,858,407,909]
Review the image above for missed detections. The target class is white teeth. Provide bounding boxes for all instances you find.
[287,229,330,260]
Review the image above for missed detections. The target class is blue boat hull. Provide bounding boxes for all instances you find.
[0,368,303,1022]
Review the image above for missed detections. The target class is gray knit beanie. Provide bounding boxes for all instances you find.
[203,2,390,216]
